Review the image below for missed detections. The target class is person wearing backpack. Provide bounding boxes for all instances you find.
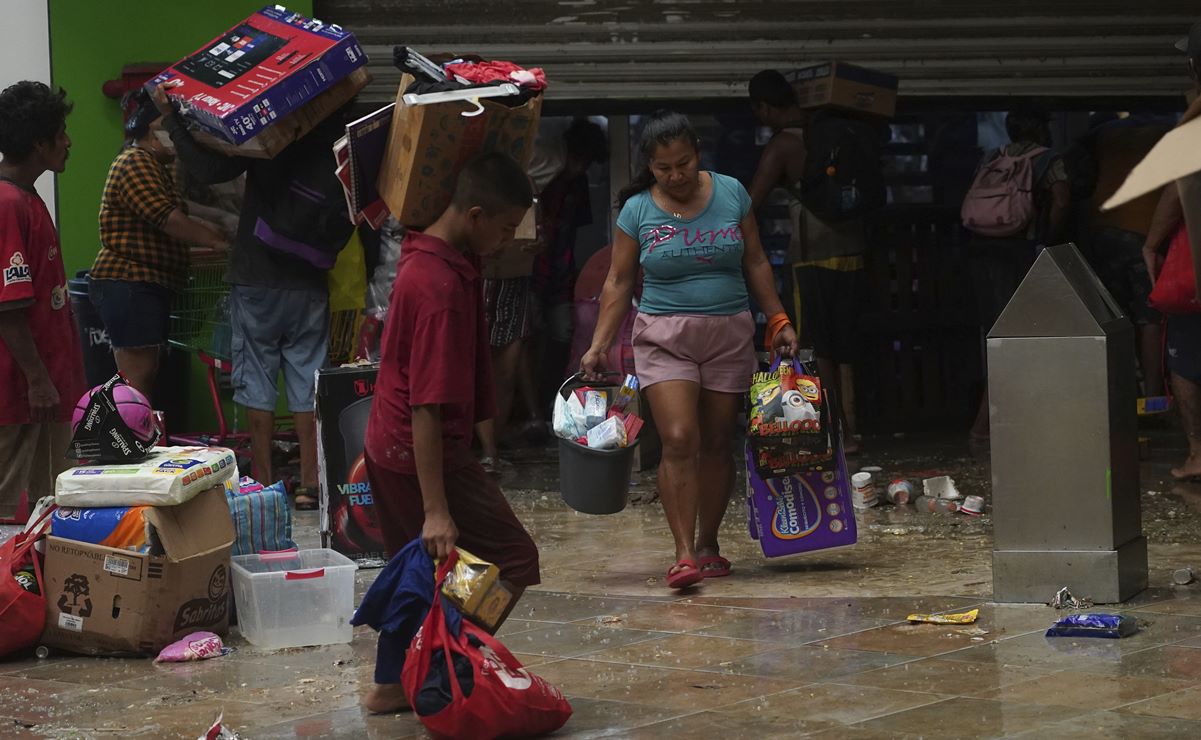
[152,83,354,509]
[963,108,1070,450]
[748,69,886,452]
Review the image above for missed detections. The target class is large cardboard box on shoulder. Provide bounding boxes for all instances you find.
[784,62,898,119]
[42,486,235,656]
[148,5,367,145]
[191,67,371,159]
[377,73,542,228]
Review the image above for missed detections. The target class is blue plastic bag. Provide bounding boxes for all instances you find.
[1045,613,1139,639]
[225,478,296,557]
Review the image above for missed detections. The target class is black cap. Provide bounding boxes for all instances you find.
[1176,22,1201,57]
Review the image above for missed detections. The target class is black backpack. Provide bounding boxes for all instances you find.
[250,127,354,270]
[801,111,886,222]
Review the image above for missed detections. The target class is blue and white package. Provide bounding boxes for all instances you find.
[1045,613,1139,639]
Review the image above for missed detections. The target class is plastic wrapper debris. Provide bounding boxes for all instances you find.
[155,631,232,663]
[199,713,240,740]
[1045,613,1139,639]
[553,391,588,440]
[1050,586,1094,610]
[907,608,979,625]
[586,416,626,450]
[922,475,961,500]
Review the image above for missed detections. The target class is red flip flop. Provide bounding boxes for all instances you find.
[666,559,703,590]
[699,555,731,578]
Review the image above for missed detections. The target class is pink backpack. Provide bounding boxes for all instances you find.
[961,146,1050,238]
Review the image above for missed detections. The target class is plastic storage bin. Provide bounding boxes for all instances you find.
[231,548,356,649]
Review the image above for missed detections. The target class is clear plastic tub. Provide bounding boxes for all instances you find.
[231,548,356,650]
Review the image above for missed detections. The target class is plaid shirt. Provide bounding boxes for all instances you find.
[93,146,188,291]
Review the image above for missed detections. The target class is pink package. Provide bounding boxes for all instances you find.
[154,631,229,663]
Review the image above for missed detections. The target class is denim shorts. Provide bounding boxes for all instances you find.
[89,279,173,349]
[229,284,330,413]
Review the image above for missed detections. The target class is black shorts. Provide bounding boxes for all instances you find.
[794,265,864,364]
[1167,314,1201,384]
[89,279,172,348]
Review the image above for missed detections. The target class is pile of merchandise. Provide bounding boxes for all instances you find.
[553,375,644,450]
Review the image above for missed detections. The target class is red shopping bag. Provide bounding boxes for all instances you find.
[0,507,54,658]
[1149,222,1201,314]
[402,552,572,740]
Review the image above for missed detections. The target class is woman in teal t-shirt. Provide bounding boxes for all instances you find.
[581,111,798,590]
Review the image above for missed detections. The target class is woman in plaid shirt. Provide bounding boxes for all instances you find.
[89,91,229,402]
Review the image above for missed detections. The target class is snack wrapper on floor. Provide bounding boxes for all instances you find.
[1045,613,1139,639]
[50,505,155,553]
[439,547,513,632]
[907,609,980,625]
[155,631,231,663]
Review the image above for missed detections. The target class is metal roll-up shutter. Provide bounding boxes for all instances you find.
[317,1,1199,105]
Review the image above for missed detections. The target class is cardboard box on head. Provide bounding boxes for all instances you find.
[190,67,371,159]
[377,73,542,229]
[784,62,898,119]
[148,5,367,145]
[41,486,235,656]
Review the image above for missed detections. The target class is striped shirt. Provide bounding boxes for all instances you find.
[93,146,188,290]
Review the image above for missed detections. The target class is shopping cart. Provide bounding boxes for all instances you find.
[167,249,243,448]
[167,249,364,449]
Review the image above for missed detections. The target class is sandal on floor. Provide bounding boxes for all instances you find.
[294,487,319,511]
[666,559,704,590]
[699,555,732,578]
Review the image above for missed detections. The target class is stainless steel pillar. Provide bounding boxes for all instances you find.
[989,244,1147,603]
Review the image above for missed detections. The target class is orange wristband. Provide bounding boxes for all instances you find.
[764,312,791,350]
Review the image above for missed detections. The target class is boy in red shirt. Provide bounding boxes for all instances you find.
[363,152,538,713]
[0,82,85,521]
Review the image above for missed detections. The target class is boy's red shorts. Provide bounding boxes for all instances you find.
[365,453,541,588]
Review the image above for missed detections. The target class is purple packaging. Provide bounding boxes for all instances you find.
[745,443,857,558]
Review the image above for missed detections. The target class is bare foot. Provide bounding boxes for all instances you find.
[364,683,411,714]
[1171,453,1201,481]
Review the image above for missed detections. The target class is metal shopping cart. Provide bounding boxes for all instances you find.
[167,249,364,449]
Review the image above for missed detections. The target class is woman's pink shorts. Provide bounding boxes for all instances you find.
[632,311,757,393]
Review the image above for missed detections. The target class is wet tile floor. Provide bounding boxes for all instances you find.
[5,436,1201,738]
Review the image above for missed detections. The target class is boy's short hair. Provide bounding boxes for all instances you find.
[748,70,797,110]
[0,81,72,161]
[451,152,534,214]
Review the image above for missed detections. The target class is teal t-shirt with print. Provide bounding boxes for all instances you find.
[616,172,751,316]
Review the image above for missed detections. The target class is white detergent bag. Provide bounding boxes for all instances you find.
[55,446,239,507]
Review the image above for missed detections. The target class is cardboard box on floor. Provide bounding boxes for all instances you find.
[784,62,898,119]
[41,486,235,656]
[482,205,539,279]
[147,5,367,145]
[377,73,542,229]
[191,68,371,159]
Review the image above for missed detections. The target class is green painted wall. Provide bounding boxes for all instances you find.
[50,1,314,432]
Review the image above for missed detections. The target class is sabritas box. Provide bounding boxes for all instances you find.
[147,5,367,145]
[784,62,898,119]
[42,485,235,656]
[317,364,386,566]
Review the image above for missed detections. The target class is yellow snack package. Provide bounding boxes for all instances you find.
[439,547,514,632]
[906,609,980,625]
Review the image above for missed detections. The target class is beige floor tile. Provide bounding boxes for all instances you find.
[854,697,1090,738]
[581,633,768,671]
[844,658,1056,697]
[1118,684,1201,721]
[977,670,1192,711]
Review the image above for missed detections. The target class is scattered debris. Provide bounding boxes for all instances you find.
[923,476,961,500]
[199,713,240,740]
[907,609,979,625]
[1173,567,1195,585]
[1050,587,1093,610]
